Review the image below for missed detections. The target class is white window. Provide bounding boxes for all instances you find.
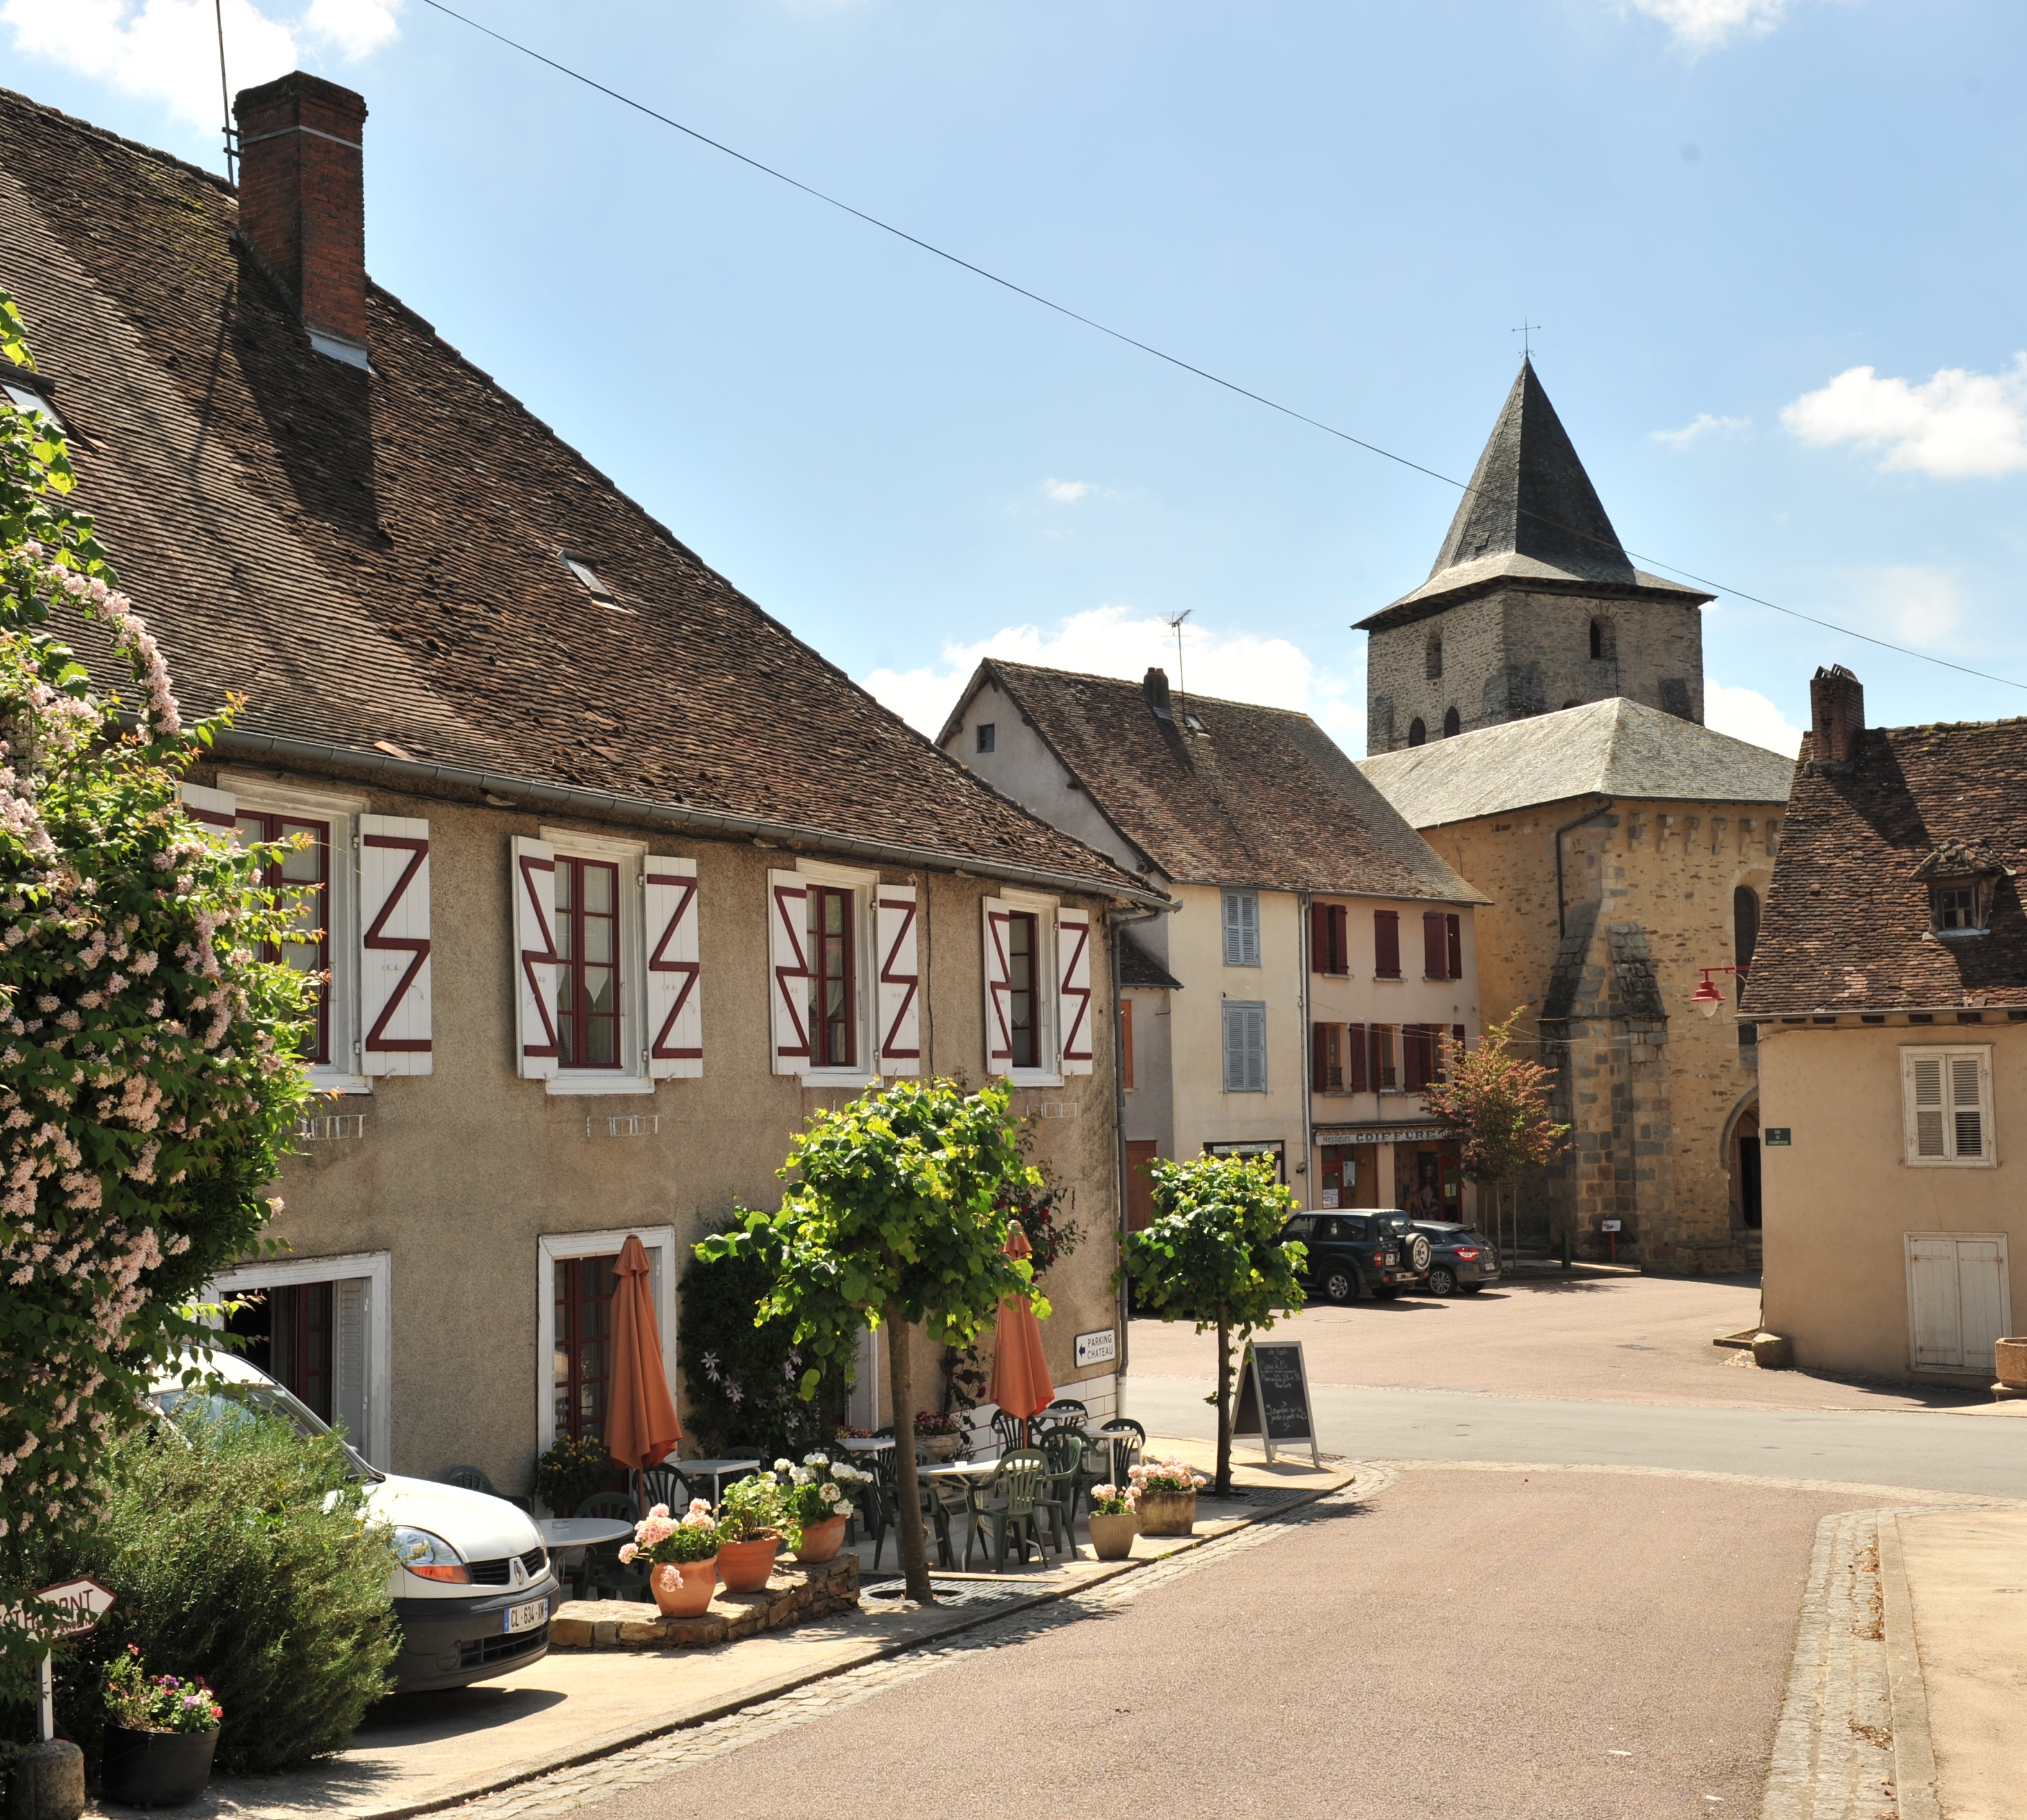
[768,861,887,1085]
[1902,1045,1994,1166]
[537,1227,677,1455]
[513,828,700,1095]
[183,779,432,1092]
[1905,1232,2010,1371]
[980,892,1090,1083]
[1222,890,1260,967]
[1222,1000,1268,1094]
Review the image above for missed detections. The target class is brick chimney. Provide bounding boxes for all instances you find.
[233,73,369,365]
[1142,667,1174,722]
[1809,663,1864,765]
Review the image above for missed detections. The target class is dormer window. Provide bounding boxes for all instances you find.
[1934,884,1979,932]
[1914,840,2011,939]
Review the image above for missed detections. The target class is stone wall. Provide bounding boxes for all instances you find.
[551,1555,860,1650]
[1365,588,1706,754]
[1416,797,1781,1268]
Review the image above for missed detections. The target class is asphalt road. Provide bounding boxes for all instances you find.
[576,1470,1857,1820]
[1121,1373,2027,1499]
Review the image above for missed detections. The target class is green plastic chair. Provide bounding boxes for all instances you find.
[1034,1430,1085,1558]
[573,1491,645,1601]
[440,1464,497,1495]
[869,1448,955,1571]
[964,1448,1050,1572]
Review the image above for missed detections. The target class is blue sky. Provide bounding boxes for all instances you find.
[8,0,2027,756]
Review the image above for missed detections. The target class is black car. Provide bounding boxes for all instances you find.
[1285,1210,1432,1304]
[1411,1221,1501,1296]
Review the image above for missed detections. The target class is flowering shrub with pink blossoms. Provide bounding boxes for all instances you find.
[0,291,316,1695]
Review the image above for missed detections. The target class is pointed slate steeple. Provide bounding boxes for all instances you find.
[1427,358,1635,586]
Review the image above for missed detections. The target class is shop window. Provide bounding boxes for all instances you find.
[554,1254,618,1444]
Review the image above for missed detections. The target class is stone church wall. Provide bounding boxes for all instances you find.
[1365,588,1706,754]
[1414,797,1780,1270]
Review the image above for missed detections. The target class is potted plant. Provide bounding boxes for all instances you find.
[533,1433,614,1517]
[100,1646,224,1808]
[618,1499,721,1616]
[714,1473,789,1590]
[914,1409,964,1462]
[1130,1457,1209,1536]
[1086,1483,1140,1560]
[775,1453,872,1563]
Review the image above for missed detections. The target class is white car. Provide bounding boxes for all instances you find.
[150,1350,560,1692]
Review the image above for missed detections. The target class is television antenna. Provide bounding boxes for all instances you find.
[215,0,237,183]
[1166,609,1191,710]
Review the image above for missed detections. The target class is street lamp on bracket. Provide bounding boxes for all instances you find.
[1690,965,1748,1018]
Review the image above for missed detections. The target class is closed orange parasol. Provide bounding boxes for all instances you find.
[988,1223,1054,1439]
[604,1235,682,1484]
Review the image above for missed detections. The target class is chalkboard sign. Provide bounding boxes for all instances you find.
[1231,1340,1320,1466]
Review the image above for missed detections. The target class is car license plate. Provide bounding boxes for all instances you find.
[503,1597,548,1635]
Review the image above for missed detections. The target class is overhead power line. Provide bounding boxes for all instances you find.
[412,0,2027,698]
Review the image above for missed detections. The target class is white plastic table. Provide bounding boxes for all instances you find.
[670,1457,767,1501]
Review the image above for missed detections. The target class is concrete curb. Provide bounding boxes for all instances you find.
[1876,1515,1941,1820]
[255,1468,1360,1820]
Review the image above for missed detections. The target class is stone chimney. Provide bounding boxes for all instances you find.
[233,73,370,365]
[1142,667,1174,722]
[1810,664,1864,765]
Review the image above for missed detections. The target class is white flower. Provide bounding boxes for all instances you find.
[820,1483,841,1504]
[773,1457,792,1473]
[806,1452,829,1469]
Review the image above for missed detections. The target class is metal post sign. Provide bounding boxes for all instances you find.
[1230,1340,1321,1467]
[2,1578,115,1743]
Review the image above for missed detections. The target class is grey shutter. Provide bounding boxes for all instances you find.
[1222,1002,1243,1091]
[1223,891,1259,966]
[1223,1001,1267,1092]
[1950,1055,1985,1158]
[334,1277,369,1459]
[1245,1003,1267,1091]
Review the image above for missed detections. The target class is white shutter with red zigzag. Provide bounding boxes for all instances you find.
[876,884,920,1076]
[178,782,236,831]
[1055,905,1094,1076]
[981,896,1014,1076]
[768,870,811,1074]
[511,836,559,1079]
[359,815,431,1076]
[644,859,701,1079]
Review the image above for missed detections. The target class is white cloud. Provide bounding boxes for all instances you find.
[1,0,401,134]
[1621,0,1792,53]
[1705,681,1803,755]
[861,604,1363,748]
[1041,478,1104,504]
[1651,411,1750,448]
[1853,564,1963,648]
[1781,357,2027,478]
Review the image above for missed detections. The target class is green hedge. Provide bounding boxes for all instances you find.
[10,1407,399,1776]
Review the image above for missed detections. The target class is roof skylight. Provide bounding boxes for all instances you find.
[560,552,619,606]
[3,380,64,434]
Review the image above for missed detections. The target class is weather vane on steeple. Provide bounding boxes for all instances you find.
[1511,320,1541,360]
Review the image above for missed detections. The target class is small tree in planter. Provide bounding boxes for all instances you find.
[698,1078,1040,1603]
[1420,1011,1571,1254]
[1117,1152,1306,1497]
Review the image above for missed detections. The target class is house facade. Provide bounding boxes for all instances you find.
[0,72,1162,1488]
[1749,668,2026,1383]
[938,661,1484,1220]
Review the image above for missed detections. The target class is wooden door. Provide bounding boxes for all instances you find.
[1906,1233,2012,1371]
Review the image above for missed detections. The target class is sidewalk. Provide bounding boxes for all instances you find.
[95,1443,1353,1820]
[1878,1508,2027,1819]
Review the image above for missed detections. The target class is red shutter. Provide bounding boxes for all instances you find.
[1405,1026,1433,1092]
[1347,1022,1369,1093]
[1423,912,1446,979]
[1453,1022,1467,1046]
[1374,911,1400,978]
[1446,914,1463,981]
[1310,903,1329,974]
[1311,1022,1329,1092]
[1329,905,1348,975]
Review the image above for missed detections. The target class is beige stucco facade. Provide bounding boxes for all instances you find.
[198,761,1130,1497]
[1759,1020,2024,1382]
[1412,797,1779,1266]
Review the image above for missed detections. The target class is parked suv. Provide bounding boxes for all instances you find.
[150,1351,560,1692]
[1411,1221,1501,1296]
[1285,1210,1432,1304]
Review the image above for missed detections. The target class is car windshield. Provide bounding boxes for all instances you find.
[152,1376,381,1482]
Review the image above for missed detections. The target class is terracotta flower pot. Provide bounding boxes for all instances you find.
[1137,1490,1198,1537]
[716,1536,781,1592]
[1088,1511,1139,1560]
[793,1516,849,1563]
[649,1557,717,1617]
[101,1725,218,1808]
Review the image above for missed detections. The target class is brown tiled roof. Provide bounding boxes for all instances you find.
[1743,719,2027,1016]
[953,660,1486,902]
[0,86,1153,902]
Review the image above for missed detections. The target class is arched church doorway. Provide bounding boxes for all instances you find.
[1407,717,1427,746]
[1728,1104,1761,1230]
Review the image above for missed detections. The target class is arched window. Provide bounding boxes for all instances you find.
[1425,636,1443,681]
[1589,617,1616,662]
[1407,717,1427,747]
[1442,707,1461,738]
[1733,885,1760,1049]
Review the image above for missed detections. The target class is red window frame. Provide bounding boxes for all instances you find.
[1369,1023,1398,1090]
[273,1281,333,1423]
[1006,910,1040,1069]
[237,811,331,1065]
[554,1254,618,1445]
[1373,911,1401,979]
[1403,1024,1438,1092]
[554,855,623,1068]
[808,885,857,1069]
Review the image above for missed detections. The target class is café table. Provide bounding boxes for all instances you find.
[1084,1422,1141,1486]
[534,1515,635,1600]
[834,1437,894,1457]
[671,1457,769,1502]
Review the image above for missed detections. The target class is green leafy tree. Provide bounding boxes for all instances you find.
[1421,1010,1571,1242]
[0,291,316,1701]
[698,1078,1041,1602]
[1117,1153,1305,1497]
